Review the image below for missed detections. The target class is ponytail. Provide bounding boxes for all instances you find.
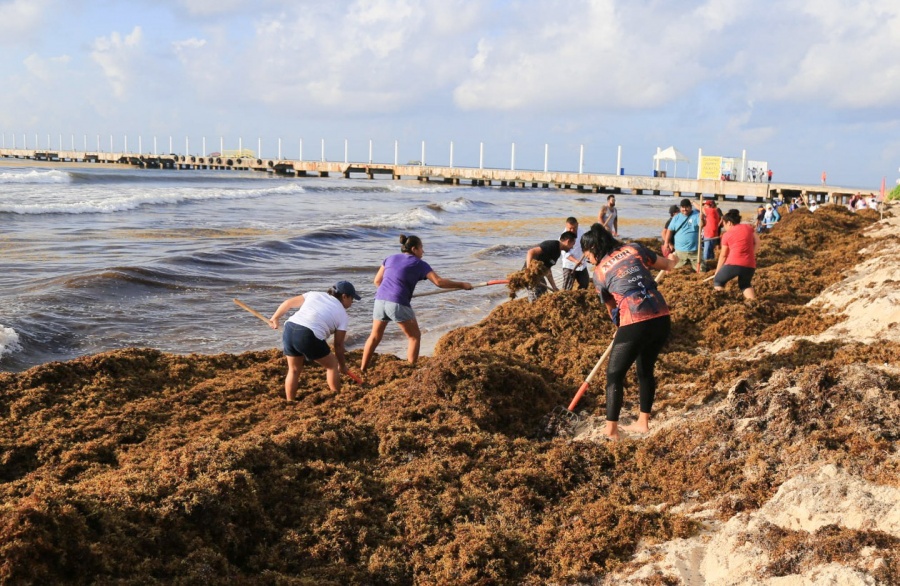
[580,222,624,261]
[399,234,422,254]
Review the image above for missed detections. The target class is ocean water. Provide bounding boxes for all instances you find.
[0,165,691,372]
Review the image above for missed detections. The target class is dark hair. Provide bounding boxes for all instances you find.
[580,223,624,260]
[607,194,616,202]
[723,209,742,224]
[565,216,578,225]
[399,234,422,254]
[560,231,577,242]
[668,205,679,216]
[326,287,341,299]
[679,198,693,208]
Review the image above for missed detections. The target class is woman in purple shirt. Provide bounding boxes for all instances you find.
[360,234,472,371]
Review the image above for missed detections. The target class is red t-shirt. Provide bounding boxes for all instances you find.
[703,205,722,238]
[721,223,756,268]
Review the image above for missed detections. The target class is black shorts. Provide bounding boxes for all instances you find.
[714,265,755,290]
[282,322,330,360]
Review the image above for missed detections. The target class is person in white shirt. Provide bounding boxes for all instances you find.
[598,195,619,236]
[561,217,589,290]
[269,280,361,401]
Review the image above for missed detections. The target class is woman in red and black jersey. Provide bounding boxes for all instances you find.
[581,223,676,441]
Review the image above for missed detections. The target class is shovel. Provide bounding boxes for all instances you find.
[540,338,615,437]
[412,279,509,298]
[232,298,364,385]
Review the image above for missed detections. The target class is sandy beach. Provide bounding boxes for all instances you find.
[0,203,896,584]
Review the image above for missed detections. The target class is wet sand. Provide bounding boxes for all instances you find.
[0,204,897,584]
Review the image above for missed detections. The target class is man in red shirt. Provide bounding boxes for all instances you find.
[701,199,722,267]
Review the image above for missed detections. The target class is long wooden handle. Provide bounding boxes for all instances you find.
[412,279,509,298]
[233,298,271,325]
[567,339,615,411]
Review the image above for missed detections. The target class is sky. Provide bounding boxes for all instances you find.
[1,0,899,188]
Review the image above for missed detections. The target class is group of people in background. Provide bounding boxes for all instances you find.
[848,192,879,212]
[747,167,773,183]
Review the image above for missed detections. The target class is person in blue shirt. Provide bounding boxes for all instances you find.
[762,203,781,231]
[666,198,706,272]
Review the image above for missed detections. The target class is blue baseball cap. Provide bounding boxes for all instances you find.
[335,280,361,300]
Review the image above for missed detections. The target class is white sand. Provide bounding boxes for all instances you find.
[752,205,900,355]
[600,205,899,585]
[605,465,897,585]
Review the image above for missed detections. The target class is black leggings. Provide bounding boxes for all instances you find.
[605,315,671,421]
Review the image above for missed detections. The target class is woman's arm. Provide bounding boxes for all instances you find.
[715,244,729,275]
[649,255,676,271]
[373,265,385,287]
[604,297,617,321]
[333,330,348,374]
[426,271,473,290]
[269,295,305,329]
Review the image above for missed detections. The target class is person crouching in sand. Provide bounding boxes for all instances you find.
[269,281,361,401]
[713,209,759,300]
[580,223,675,440]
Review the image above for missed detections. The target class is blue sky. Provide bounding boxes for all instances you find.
[1,0,898,187]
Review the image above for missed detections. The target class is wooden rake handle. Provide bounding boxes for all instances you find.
[234,298,270,325]
[567,338,615,412]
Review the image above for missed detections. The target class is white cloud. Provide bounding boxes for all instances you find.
[753,1,900,109]
[233,0,483,113]
[0,0,54,45]
[90,26,144,99]
[23,53,71,82]
[452,0,749,113]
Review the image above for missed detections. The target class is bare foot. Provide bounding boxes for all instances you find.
[619,422,649,434]
[620,412,651,434]
[603,421,620,441]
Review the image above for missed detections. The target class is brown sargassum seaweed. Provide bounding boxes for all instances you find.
[0,206,897,584]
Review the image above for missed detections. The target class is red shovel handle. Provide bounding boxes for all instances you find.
[347,371,363,385]
[567,382,590,412]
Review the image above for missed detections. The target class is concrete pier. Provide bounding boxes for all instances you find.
[0,147,875,205]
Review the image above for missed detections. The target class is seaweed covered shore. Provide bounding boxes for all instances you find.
[1,205,898,584]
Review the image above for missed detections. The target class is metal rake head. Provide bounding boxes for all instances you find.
[538,406,582,438]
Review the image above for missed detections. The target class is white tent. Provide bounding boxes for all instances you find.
[653,146,690,177]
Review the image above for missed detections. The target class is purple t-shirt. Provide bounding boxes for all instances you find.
[375,253,434,306]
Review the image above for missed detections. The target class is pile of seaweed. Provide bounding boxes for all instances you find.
[1,206,897,584]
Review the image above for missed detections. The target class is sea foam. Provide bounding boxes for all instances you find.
[0,169,71,184]
[0,325,22,360]
[0,182,306,215]
[427,197,476,213]
[361,207,443,230]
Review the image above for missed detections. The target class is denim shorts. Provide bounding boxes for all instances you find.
[282,321,330,360]
[373,299,416,322]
